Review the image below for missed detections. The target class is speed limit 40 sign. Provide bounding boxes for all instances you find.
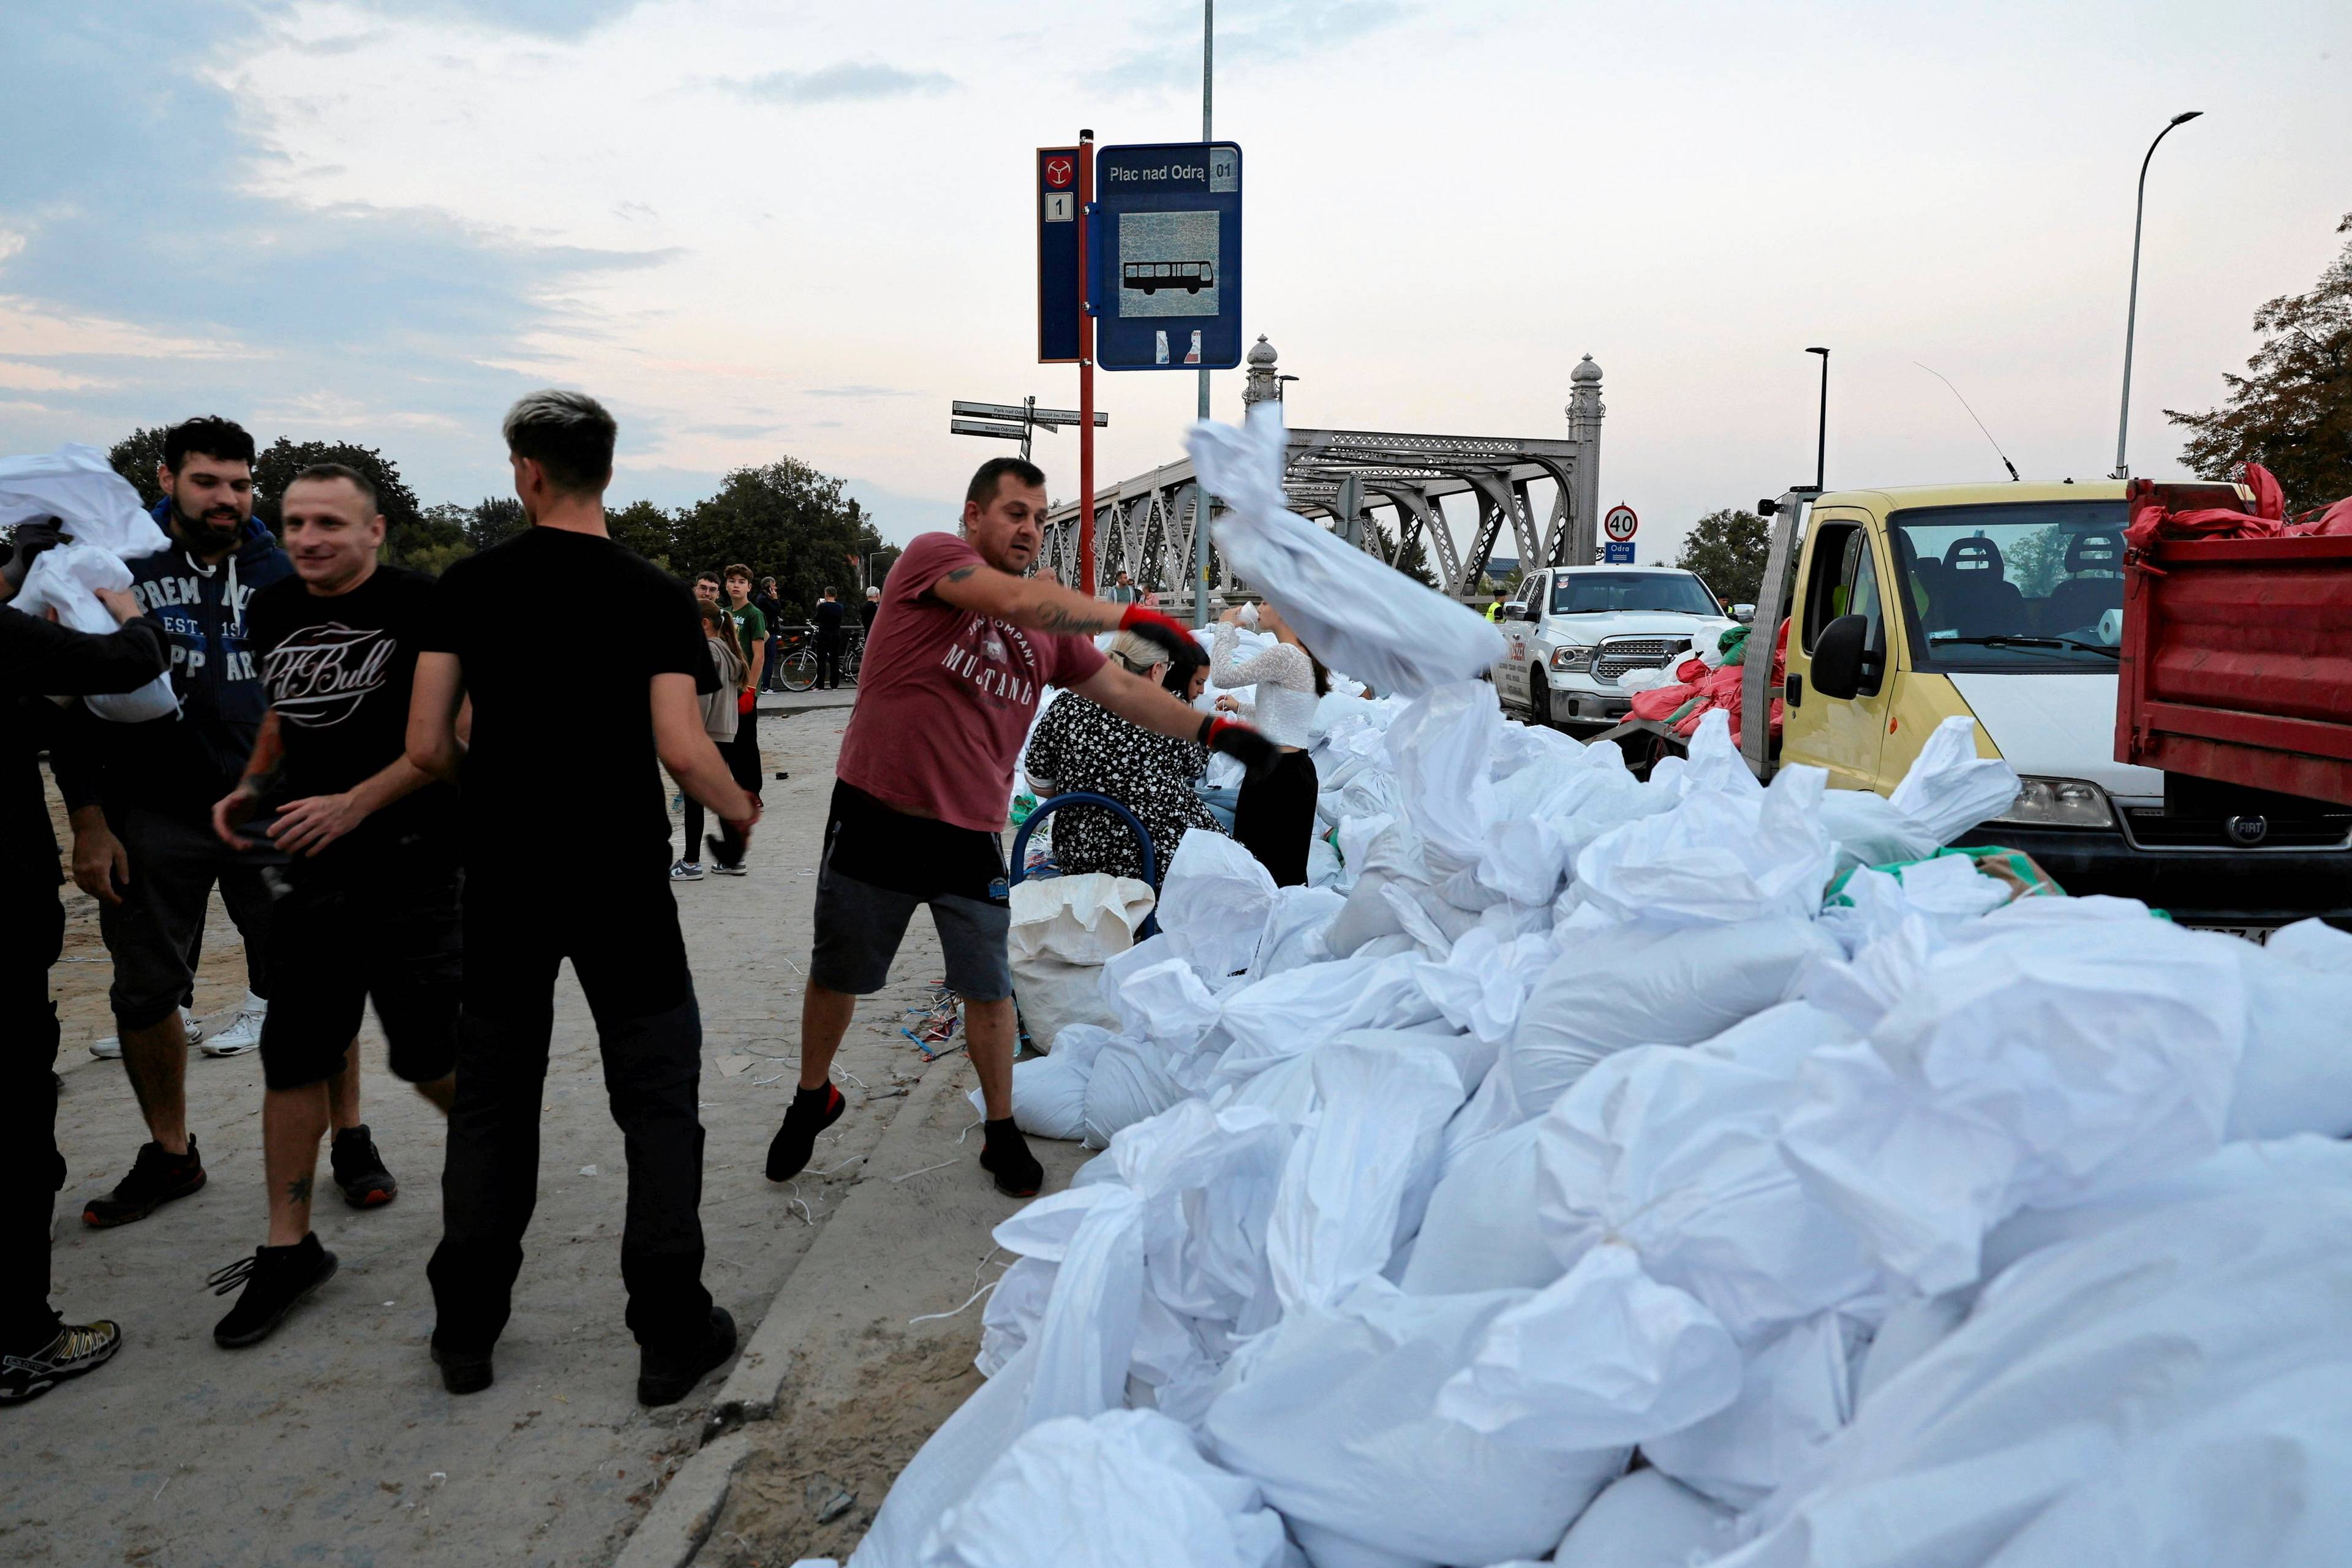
[1604,504,1638,542]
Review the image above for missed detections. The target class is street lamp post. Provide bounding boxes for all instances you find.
[2112,110,2204,480]
[1806,347,1830,492]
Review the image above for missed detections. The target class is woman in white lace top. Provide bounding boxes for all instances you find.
[1212,601,1326,886]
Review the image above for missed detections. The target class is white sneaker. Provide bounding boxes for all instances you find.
[89,1006,205,1061]
[201,1003,268,1057]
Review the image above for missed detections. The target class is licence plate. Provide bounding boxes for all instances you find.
[2184,923,2276,944]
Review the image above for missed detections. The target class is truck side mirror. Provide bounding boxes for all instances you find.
[1811,614,1871,700]
[1729,602,1756,624]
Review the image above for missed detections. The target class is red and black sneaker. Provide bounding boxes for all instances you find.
[765,1083,846,1182]
[83,1137,206,1229]
[330,1125,399,1208]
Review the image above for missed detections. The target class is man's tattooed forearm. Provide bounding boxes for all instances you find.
[1038,607,1105,635]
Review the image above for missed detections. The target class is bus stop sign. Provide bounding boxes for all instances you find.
[1038,146,1082,363]
[1092,141,1242,371]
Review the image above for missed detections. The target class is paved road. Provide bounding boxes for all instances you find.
[8,708,954,1568]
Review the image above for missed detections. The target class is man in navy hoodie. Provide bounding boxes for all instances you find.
[53,417,297,1227]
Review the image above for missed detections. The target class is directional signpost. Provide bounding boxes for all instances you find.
[948,398,1107,462]
[1091,141,1243,372]
[1602,503,1638,565]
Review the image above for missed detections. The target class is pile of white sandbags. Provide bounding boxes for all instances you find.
[802,676,2352,1568]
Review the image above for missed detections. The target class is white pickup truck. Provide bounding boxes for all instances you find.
[1490,565,1746,728]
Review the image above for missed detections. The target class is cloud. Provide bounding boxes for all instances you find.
[354,0,645,40]
[1114,0,1413,89]
[805,384,921,399]
[728,61,957,106]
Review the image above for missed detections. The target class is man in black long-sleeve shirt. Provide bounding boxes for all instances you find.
[813,584,845,690]
[0,542,168,1404]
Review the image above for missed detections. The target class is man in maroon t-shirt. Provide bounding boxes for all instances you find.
[770,456,1273,1197]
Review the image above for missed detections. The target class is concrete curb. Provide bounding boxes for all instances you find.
[611,1060,969,1568]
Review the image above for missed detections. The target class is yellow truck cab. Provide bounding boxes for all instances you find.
[1761,480,2351,934]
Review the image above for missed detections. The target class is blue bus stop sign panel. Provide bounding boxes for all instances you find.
[1094,141,1242,371]
[1603,540,1637,565]
[1038,147,1082,364]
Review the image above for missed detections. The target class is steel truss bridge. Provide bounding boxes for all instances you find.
[1038,344,1607,608]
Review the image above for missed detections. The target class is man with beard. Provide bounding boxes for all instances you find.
[203,465,459,1348]
[52,417,293,1227]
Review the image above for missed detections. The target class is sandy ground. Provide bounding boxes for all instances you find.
[4,698,1014,1568]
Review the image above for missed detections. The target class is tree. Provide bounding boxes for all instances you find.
[251,438,426,559]
[1367,516,1439,589]
[606,499,674,568]
[404,503,476,578]
[466,496,526,552]
[2167,212,2352,514]
[1674,508,1770,606]
[670,457,887,624]
[107,427,169,507]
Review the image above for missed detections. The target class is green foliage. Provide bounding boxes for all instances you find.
[2167,212,2352,514]
[466,496,527,552]
[402,503,475,578]
[2005,525,2068,599]
[669,458,887,623]
[1673,508,1771,606]
[252,438,426,561]
[1367,516,1439,588]
[605,499,674,568]
[107,427,169,507]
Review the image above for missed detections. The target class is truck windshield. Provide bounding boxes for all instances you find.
[1551,572,1721,616]
[1887,501,2130,672]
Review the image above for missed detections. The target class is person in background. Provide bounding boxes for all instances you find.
[1486,592,1504,622]
[755,576,785,692]
[1022,631,1223,889]
[54,417,293,1228]
[714,566,766,873]
[672,598,747,881]
[1212,600,1328,888]
[813,586,845,690]
[694,571,722,607]
[860,585,881,635]
[763,455,1273,1202]
[1106,569,1139,606]
[0,540,167,1404]
[409,390,758,1407]
[204,464,459,1350]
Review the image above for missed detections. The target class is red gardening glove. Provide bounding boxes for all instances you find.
[1119,603,1196,661]
[1199,715,1278,782]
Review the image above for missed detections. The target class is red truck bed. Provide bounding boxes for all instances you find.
[2117,518,2352,809]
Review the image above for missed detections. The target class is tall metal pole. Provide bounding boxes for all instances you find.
[1192,0,1215,625]
[2113,111,2203,480]
[1077,128,1097,595]
[1806,347,1829,491]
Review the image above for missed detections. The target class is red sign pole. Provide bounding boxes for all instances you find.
[1076,127,1097,598]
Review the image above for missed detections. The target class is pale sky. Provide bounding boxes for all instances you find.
[4,1,2348,567]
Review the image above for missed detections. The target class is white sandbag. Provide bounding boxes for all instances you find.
[1722,1184,2352,1568]
[1476,759,1662,908]
[1883,714,2019,845]
[1689,1000,1858,1079]
[1401,1117,1555,1295]
[988,1185,1147,1425]
[1614,665,1677,695]
[1213,951,1444,1090]
[4,446,179,722]
[1324,869,1408,959]
[850,1343,1040,1568]
[1639,1307,1860,1508]
[1008,873,1153,1053]
[1335,1025,1494,1101]
[1849,1289,1967,1411]
[1777,913,2247,1295]
[1381,681,1501,873]
[1265,1041,1464,1314]
[1306,834,1343,888]
[1572,732,1839,928]
[973,1026,1115,1142]
[1205,1281,1627,1568]
[1155,831,1280,984]
[1252,884,1344,979]
[1537,1046,1882,1343]
[1080,1039,1189,1150]
[1412,925,1555,1044]
[2227,921,2352,1139]
[1434,1241,1743,1450]
[1501,916,1834,1124]
[919,1409,1291,1568]
[1187,404,1505,701]
[1550,1468,1737,1568]
[1104,955,1221,1050]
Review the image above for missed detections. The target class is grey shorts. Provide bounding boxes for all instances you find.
[98,808,287,1031]
[809,864,1013,1002]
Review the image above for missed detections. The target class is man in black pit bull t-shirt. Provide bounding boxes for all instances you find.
[203,463,460,1351]
[407,391,760,1408]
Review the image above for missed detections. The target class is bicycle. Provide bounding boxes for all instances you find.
[772,624,819,692]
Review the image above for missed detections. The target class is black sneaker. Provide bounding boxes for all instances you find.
[637,1306,737,1408]
[978,1118,1043,1199]
[209,1235,339,1349]
[330,1125,398,1208]
[431,1340,494,1395]
[0,1319,123,1404]
[83,1137,206,1228]
[704,834,747,875]
[765,1083,846,1182]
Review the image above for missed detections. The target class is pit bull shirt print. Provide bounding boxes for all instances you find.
[244,564,452,863]
[834,531,1107,832]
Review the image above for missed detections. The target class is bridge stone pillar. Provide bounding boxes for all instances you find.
[1242,334,1283,412]
[1566,353,1604,565]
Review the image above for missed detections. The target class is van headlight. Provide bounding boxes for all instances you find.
[1992,777,2114,829]
[1550,645,1594,672]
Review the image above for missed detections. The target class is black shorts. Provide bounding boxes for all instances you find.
[809,782,1012,1000]
[259,862,462,1091]
[99,808,285,1031]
